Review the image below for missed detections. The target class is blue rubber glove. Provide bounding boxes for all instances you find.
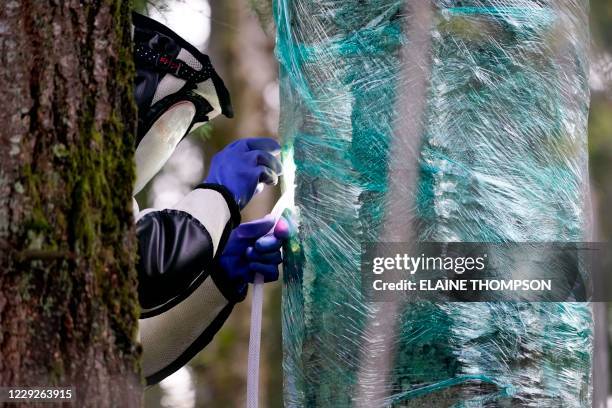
[218,216,290,293]
[205,138,282,209]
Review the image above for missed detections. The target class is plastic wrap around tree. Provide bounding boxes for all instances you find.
[276,0,592,406]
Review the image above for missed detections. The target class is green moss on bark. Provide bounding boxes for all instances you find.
[0,1,142,405]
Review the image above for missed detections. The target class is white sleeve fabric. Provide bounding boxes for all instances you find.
[170,188,230,253]
[136,185,239,256]
[140,276,233,384]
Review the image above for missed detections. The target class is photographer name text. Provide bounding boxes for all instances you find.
[372,278,552,292]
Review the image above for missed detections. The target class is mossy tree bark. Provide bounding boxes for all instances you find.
[0,1,141,406]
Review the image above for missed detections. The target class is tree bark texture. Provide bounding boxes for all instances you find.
[0,1,140,406]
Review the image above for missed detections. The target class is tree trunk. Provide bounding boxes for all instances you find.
[0,2,141,406]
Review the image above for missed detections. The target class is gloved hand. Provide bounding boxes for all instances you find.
[205,138,282,209]
[218,215,290,294]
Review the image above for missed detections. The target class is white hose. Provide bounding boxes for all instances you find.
[246,192,291,408]
[247,272,264,408]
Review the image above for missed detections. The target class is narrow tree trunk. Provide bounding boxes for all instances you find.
[0,2,141,406]
[188,2,281,407]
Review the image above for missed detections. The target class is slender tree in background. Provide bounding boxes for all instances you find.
[189,1,282,406]
[590,1,612,405]
[0,2,141,407]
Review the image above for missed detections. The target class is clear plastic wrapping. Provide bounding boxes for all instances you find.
[276,1,592,406]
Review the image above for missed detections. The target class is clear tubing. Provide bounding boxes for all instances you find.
[247,192,292,408]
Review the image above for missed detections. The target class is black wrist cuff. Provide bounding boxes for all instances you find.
[210,262,248,303]
[196,183,241,228]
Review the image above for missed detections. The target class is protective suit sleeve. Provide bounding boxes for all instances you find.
[136,184,241,316]
[139,274,237,385]
[135,184,244,384]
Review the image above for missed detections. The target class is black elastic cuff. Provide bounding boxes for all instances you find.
[210,262,248,303]
[196,183,241,228]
